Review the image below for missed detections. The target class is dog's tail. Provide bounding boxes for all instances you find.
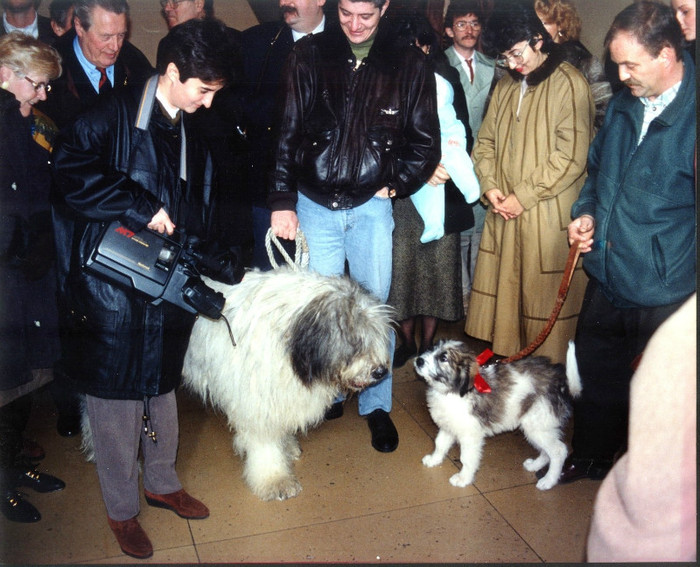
[565,340,582,399]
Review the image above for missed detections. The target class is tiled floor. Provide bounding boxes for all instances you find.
[1,320,601,564]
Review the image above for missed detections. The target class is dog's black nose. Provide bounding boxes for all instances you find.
[415,357,424,368]
[372,366,388,381]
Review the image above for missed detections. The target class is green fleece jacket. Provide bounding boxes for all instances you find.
[571,51,696,308]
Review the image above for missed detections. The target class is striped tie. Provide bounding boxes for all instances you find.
[97,67,111,93]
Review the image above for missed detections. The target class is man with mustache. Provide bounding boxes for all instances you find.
[241,0,328,270]
[565,1,695,484]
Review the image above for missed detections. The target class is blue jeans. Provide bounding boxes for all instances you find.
[296,192,395,415]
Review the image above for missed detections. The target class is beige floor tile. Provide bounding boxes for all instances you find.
[178,396,479,546]
[196,493,539,563]
[485,481,601,563]
[83,545,200,565]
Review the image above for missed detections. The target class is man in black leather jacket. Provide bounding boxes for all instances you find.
[270,0,440,454]
[51,19,243,560]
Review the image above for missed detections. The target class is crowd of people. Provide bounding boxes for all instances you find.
[0,0,695,562]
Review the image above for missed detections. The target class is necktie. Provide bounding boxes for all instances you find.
[97,67,111,94]
[465,58,474,84]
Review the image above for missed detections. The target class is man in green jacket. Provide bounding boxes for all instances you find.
[564,1,695,484]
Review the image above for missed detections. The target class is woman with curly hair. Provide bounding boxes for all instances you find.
[534,0,612,130]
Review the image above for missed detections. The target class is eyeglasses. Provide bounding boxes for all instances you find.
[159,0,192,7]
[495,41,531,68]
[23,75,51,93]
[452,20,481,30]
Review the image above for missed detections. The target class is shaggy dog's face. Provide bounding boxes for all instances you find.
[288,288,393,393]
[414,340,478,396]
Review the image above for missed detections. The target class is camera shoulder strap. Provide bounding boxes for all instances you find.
[134,74,187,182]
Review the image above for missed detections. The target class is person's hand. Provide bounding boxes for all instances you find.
[147,208,175,235]
[497,193,524,219]
[271,210,299,240]
[427,163,451,186]
[568,215,595,253]
[484,188,520,220]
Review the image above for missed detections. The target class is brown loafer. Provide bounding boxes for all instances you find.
[144,489,209,519]
[107,516,153,559]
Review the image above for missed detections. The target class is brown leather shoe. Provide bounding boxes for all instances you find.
[107,516,153,559]
[144,489,209,519]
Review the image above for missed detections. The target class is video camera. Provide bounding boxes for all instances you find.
[85,220,225,319]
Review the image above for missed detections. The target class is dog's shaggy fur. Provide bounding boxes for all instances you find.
[181,268,393,501]
[415,340,581,491]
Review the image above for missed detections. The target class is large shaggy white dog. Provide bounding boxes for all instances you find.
[182,268,393,501]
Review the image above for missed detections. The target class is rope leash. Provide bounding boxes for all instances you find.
[265,228,310,271]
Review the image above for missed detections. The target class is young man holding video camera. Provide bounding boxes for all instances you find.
[51,19,244,560]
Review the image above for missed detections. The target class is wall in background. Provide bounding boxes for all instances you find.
[40,0,261,64]
[39,0,631,76]
[576,0,629,62]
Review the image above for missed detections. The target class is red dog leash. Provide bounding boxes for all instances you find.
[474,243,582,392]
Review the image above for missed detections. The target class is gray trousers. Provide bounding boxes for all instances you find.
[86,391,182,521]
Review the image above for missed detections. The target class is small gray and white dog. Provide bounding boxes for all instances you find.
[415,340,581,491]
[182,268,393,501]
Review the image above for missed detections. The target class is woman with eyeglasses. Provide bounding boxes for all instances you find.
[0,31,65,523]
[464,1,593,366]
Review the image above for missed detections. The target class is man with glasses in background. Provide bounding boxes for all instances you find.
[160,0,212,29]
[443,0,495,317]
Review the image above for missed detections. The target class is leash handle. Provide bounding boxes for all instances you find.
[500,242,581,365]
[265,228,310,271]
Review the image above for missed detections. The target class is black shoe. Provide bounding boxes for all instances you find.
[14,464,65,493]
[1,490,41,523]
[57,413,81,437]
[366,409,398,453]
[324,401,344,420]
[392,343,417,368]
[556,458,610,484]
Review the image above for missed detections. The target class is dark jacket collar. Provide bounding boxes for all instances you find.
[314,17,407,72]
[505,43,567,87]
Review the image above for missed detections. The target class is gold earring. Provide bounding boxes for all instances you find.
[1,81,9,90]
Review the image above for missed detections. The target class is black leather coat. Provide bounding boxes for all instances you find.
[51,77,242,400]
[268,19,440,212]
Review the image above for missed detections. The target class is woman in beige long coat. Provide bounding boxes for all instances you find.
[465,3,593,364]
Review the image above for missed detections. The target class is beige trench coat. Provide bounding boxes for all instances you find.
[465,58,594,364]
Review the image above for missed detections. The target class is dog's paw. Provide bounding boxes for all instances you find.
[286,438,302,461]
[523,457,543,472]
[536,476,558,491]
[422,454,443,468]
[449,472,474,487]
[256,477,303,501]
